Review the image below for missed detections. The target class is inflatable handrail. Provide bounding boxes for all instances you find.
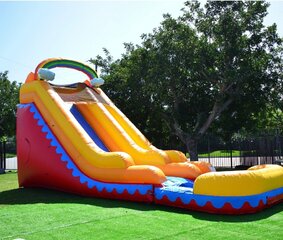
[34,58,98,81]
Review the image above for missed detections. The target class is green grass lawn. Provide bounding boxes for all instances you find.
[1,172,283,240]
[198,150,259,158]
[5,153,16,158]
[198,150,241,157]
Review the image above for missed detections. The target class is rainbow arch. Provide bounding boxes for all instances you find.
[34,58,98,80]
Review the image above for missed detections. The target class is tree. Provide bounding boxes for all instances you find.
[0,71,20,138]
[90,47,179,150]
[91,1,283,160]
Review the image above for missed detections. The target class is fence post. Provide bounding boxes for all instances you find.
[271,136,275,164]
[3,140,6,170]
[208,136,211,164]
[230,147,233,169]
[0,141,2,169]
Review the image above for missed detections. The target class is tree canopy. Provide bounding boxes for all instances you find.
[90,1,283,159]
[0,71,20,138]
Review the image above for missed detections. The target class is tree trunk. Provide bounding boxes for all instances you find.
[186,138,198,161]
[169,98,231,161]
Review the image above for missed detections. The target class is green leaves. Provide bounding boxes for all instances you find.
[0,72,20,137]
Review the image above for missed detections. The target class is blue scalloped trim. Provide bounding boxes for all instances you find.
[155,177,283,209]
[18,103,152,196]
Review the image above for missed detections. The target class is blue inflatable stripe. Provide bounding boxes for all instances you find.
[70,105,109,152]
[17,103,152,196]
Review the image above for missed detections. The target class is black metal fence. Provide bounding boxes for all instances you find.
[197,134,283,169]
[0,137,17,171]
[1,133,283,170]
[0,140,6,170]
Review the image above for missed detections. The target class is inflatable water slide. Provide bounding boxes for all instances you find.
[17,58,283,214]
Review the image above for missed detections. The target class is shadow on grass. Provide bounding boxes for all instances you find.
[0,187,282,222]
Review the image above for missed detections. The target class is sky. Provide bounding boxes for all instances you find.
[0,0,283,85]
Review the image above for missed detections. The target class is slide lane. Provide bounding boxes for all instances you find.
[70,105,109,152]
[19,80,166,184]
[104,104,188,162]
[75,102,203,179]
[99,89,188,163]
[75,102,169,166]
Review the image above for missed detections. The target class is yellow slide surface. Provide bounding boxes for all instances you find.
[99,89,188,163]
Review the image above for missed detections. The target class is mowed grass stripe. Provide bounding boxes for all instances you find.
[1,172,283,240]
